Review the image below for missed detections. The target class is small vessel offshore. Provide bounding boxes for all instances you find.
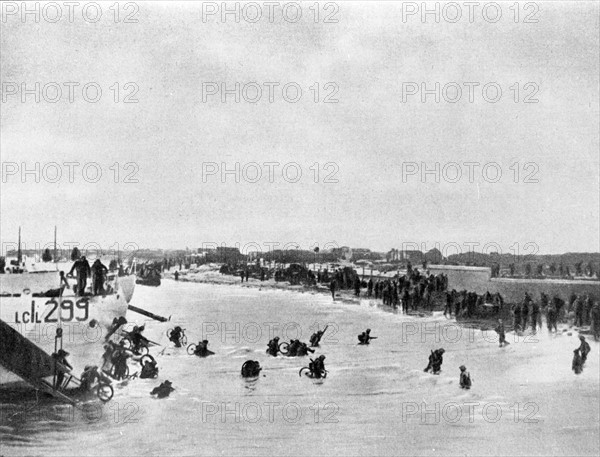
[136,263,162,287]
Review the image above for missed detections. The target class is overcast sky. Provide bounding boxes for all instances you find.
[1,1,598,256]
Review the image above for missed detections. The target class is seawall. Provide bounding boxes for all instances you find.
[427,265,599,303]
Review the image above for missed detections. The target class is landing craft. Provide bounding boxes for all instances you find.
[0,267,136,386]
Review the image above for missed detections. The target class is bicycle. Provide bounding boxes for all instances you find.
[119,335,150,356]
[299,366,328,379]
[93,381,114,402]
[278,341,290,356]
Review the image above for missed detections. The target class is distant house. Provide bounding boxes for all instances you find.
[386,249,423,262]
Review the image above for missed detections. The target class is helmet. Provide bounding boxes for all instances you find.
[459,365,466,371]
[319,355,326,360]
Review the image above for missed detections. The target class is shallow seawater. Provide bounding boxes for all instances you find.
[1,280,599,456]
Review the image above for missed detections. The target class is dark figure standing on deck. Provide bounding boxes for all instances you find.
[91,259,109,295]
[174,271,179,280]
[354,276,361,297]
[578,335,591,365]
[459,365,472,389]
[52,349,72,389]
[367,279,373,297]
[330,279,336,300]
[69,256,91,296]
[59,271,69,293]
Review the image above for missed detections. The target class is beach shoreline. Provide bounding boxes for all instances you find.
[163,268,586,335]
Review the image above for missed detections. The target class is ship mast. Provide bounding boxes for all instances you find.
[17,226,22,264]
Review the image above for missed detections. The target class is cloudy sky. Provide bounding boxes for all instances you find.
[1,1,598,256]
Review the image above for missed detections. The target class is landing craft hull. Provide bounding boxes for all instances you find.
[0,274,136,385]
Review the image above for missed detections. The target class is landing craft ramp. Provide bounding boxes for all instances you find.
[0,319,75,403]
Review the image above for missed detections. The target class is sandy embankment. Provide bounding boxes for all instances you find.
[164,264,598,338]
[165,264,336,297]
[165,265,469,320]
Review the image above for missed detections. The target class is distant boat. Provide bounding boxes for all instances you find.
[136,266,161,287]
[136,275,161,287]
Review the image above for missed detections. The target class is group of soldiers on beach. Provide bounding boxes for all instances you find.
[510,292,600,339]
[325,265,600,343]
[328,267,448,312]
